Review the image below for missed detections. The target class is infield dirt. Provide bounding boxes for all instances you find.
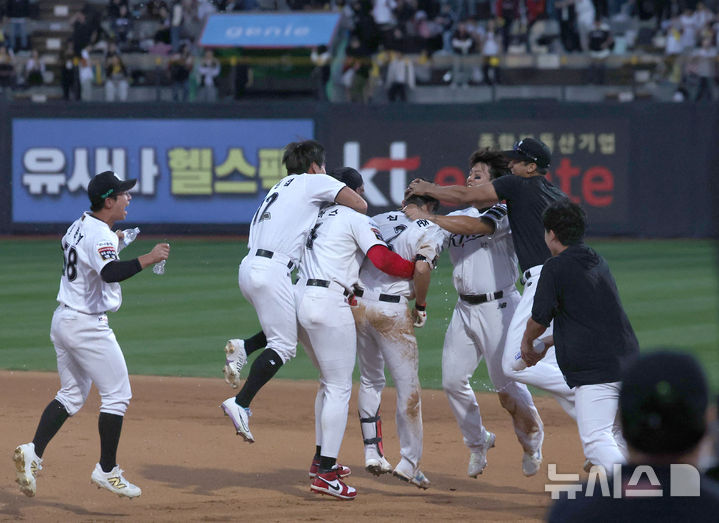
[1,371,584,521]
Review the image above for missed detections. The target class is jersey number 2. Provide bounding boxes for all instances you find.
[62,245,78,282]
[252,192,278,225]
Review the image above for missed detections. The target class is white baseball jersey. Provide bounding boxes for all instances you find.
[298,204,386,291]
[57,212,123,314]
[247,173,346,263]
[358,211,444,297]
[443,204,519,294]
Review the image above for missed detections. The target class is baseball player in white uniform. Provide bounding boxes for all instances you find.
[221,141,367,443]
[13,171,169,499]
[405,150,543,478]
[296,168,417,500]
[354,193,444,490]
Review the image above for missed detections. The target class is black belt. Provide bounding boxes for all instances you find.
[460,290,504,304]
[307,279,351,296]
[256,249,293,269]
[352,288,402,303]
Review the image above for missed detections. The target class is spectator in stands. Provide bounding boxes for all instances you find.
[24,49,45,87]
[385,49,415,101]
[71,11,95,56]
[310,45,331,100]
[169,44,194,101]
[482,18,501,84]
[111,4,133,47]
[197,48,221,101]
[105,53,129,101]
[555,0,581,52]
[451,20,475,88]
[6,0,29,52]
[587,15,613,84]
[688,35,717,101]
[170,0,184,52]
[0,44,15,98]
[663,15,684,85]
[496,0,519,52]
[679,7,699,51]
[372,0,397,48]
[60,41,79,100]
[79,48,96,101]
[344,35,372,102]
[575,0,595,51]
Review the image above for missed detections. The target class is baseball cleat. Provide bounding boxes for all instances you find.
[393,467,431,489]
[310,469,357,500]
[309,459,351,478]
[90,463,141,498]
[468,430,496,478]
[223,339,247,389]
[220,397,254,443]
[522,448,543,477]
[13,443,42,497]
[365,456,393,476]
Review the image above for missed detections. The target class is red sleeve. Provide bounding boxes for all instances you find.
[366,245,415,279]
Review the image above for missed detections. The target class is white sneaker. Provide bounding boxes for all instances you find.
[220,397,254,443]
[13,443,42,497]
[468,430,496,478]
[522,448,542,477]
[90,463,141,498]
[223,339,247,389]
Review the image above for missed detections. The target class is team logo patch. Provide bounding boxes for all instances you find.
[371,227,385,241]
[97,241,117,261]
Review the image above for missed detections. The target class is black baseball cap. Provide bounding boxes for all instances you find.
[88,171,136,206]
[620,351,708,455]
[329,166,363,191]
[502,138,552,168]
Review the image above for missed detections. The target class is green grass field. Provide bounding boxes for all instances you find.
[1,238,717,391]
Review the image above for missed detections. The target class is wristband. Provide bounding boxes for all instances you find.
[415,303,426,311]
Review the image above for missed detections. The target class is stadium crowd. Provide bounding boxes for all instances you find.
[0,0,717,101]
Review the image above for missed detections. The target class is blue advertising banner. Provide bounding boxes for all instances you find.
[199,13,341,48]
[12,118,314,224]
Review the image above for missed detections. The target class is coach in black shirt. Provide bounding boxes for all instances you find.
[407,138,576,477]
[521,199,639,472]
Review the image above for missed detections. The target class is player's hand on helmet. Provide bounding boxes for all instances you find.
[148,243,170,264]
[412,303,427,328]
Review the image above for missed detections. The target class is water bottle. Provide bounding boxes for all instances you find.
[511,339,547,371]
[153,260,166,275]
[122,227,140,247]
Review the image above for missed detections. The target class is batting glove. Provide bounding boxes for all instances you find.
[412,303,427,328]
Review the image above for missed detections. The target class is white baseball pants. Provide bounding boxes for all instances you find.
[576,382,627,471]
[238,254,297,363]
[51,305,131,416]
[443,289,543,453]
[296,284,356,459]
[355,298,423,475]
[501,266,576,419]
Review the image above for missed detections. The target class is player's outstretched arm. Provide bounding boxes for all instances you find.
[335,186,368,214]
[407,179,499,208]
[404,206,495,236]
[366,245,414,279]
[101,243,170,283]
